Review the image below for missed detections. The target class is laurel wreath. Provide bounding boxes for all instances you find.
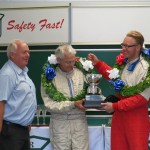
[41,57,95,102]
[113,50,150,96]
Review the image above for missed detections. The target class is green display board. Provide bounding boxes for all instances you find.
[0,47,120,105]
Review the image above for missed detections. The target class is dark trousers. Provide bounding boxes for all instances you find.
[0,121,30,150]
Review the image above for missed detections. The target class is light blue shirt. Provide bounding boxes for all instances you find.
[0,60,37,126]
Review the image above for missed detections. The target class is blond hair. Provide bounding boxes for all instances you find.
[126,31,144,48]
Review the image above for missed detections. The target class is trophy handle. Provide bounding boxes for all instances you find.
[97,87,101,94]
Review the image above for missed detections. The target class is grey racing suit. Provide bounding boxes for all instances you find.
[41,67,89,150]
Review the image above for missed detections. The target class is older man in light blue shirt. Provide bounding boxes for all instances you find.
[0,39,37,150]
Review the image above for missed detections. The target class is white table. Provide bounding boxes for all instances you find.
[30,126,105,150]
[104,127,111,150]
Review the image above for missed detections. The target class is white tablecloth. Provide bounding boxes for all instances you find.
[30,126,105,150]
[104,127,111,150]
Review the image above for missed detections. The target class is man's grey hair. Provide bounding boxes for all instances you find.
[7,39,24,58]
[55,44,76,59]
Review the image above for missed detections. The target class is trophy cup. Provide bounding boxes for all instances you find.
[83,74,104,108]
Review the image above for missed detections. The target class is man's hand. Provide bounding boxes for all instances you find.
[74,99,86,110]
[99,102,114,113]
[87,53,99,66]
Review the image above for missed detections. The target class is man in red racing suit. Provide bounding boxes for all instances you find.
[88,30,150,150]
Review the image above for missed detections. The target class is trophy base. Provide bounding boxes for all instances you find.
[83,95,103,108]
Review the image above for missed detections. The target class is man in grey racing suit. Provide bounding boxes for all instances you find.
[41,44,89,150]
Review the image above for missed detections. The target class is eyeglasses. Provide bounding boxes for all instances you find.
[121,43,137,49]
[61,60,75,64]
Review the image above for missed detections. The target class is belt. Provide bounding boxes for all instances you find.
[51,114,86,120]
[3,120,28,129]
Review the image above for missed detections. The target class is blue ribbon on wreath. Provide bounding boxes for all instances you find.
[109,79,125,91]
[45,64,56,80]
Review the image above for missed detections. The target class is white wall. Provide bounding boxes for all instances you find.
[72,6,150,44]
[0,1,150,45]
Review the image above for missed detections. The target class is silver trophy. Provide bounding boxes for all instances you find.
[83,74,104,108]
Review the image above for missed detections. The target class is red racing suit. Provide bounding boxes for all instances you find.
[95,57,150,150]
